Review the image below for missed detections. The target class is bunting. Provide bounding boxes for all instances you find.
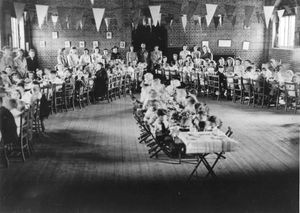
[213,16,220,29]
[225,4,236,18]
[244,5,255,28]
[35,4,49,29]
[92,8,105,32]
[205,4,218,27]
[182,14,187,32]
[51,14,58,26]
[195,3,207,17]
[14,2,25,21]
[263,6,274,28]
[187,1,199,20]
[149,5,161,26]
[23,11,28,22]
[277,9,285,19]
[105,18,111,31]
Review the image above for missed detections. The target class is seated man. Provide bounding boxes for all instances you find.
[0,97,19,146]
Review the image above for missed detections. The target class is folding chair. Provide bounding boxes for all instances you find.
[284,82,299,113]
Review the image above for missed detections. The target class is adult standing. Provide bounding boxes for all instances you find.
[93,62,108,99]
[26,49,39,73]
[91,47,102,64]
[179,45,191,60]
[14,49,27,78]
[137,43,148,63]
[191,45,201,60]
[126,45,138,65]
[0,46,14,72]
[57,48,69,69]
[110,46,122,61]
[150,45,162,67]
[67,47,79,69]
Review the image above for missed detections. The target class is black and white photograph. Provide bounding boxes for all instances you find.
[0,0,299,213]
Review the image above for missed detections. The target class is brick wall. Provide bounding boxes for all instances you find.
[167,0,266,65]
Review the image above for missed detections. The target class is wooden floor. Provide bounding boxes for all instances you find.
[0,97,299,213]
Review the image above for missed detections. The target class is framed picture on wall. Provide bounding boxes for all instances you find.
[40,41,46,48]
[202,41,209,47]
[52,32,58,39]
[242,41,250,50]
[218,40,232,47]
[120,41,126,49]
[79,41,85,48]
[93,41,99,49]
[65,41,71,48]
[106,32,112,39]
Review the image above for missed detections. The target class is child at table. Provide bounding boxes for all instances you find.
[205,115,223,131]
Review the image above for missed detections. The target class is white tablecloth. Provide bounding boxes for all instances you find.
[177,131,239,154]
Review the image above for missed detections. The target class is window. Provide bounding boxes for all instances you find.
[11,17,25,49]
[273,15,295,48]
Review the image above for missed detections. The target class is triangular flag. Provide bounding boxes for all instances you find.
[104,18,111,31]
[213,16,220,29]
[225,4,236,17]
[157,13,161,26]
[198,16,201,27]
[14,2,25,21]
[51,14,58,26]
[90,0,94,5]
[24,11,28,22]
[182,14,187,32]
[205,4,218,27]
[244,5,254,27]
[149,5,161,26]
[256,11,261,23]
[92,8,105,32]
[35,5,49,29]
[232,15,237,27]
[277,9,285,19]
[263,6,274,28]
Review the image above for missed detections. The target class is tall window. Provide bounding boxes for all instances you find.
[274,15,295,48]
[11,17,25,49]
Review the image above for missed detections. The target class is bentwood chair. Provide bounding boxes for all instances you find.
[284,82,299,113]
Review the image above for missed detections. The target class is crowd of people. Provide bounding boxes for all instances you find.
[0,42,299,146]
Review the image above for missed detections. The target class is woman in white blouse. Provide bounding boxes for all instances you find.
[91,47,102,64]
[67,47,79,69]
[79,48,91,68]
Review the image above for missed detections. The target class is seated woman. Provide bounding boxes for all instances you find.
[225,57,235,76]
[14,49,28,78]
[233,58,244,77]
[201,45,213,60]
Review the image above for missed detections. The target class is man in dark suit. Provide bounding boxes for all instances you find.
[137,43,149,63]
[0,97,18,146]
[26,49,39,73]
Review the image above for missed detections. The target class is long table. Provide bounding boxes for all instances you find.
[176,131,239,181]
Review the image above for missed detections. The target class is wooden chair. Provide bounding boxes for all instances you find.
[19,110,31,161]
[107,77,114,102]
[63,83,75,111]
[226,76,235,102]
[252,79,266,108]
[52,84,64,113]
[41,85,52,114]
[207,75,221,100]
[241,78,252,105]
[233,77,243,103]
[32,100,42,135]
[74,80,86,109]
[284,82,299,113]
[267,81,280,109]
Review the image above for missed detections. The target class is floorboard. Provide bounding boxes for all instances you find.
[0,97,298,213]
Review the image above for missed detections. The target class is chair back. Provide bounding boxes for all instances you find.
[225,126,233,138]
[242,78,251,92]
[284,82,298,97]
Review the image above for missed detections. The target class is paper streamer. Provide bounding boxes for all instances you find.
[205,4,218,27]
[35,4,49,29]
[14,2,26,21]
[263,6,274,28]
[92,8,105,32]
[149,5,161,26]
[182,14,187,32]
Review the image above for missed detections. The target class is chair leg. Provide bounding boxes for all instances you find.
[3,146,9,168]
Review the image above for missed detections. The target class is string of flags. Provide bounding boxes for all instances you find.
[10,1,297,31]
